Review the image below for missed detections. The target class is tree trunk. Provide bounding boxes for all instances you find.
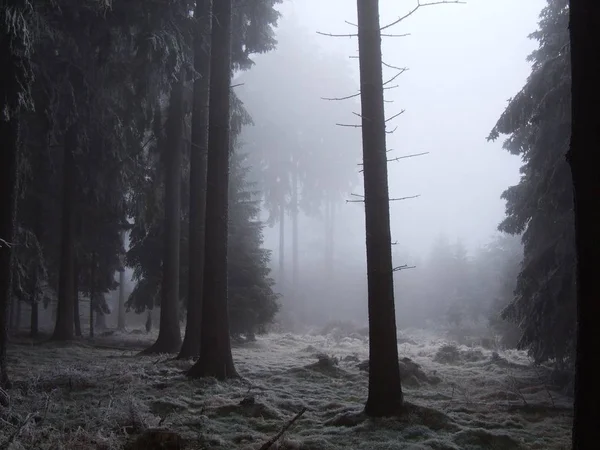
[73,259,81,337]
[178,0,213,360]
[142,79,185,354]
[89,253,95,339]
[52,125,78,341]
[117,266,126,330]
[278,197,285,290]
[188,0,237,379]
[145,309,152,333]
[30,299,38,338]
[568,0,600,447]
[15,298,21,331]
[0,114,18,389]
[291,165,299,310]
[356,0,403,417]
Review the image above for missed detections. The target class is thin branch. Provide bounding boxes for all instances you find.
[384,70,406,86]
[386,126,398,134]
[230,83,244,88]
[336,123,362,128]
[345,20,358,27]
[383,61,409,72]
[386,110,405,122]
[322,92,361,101]
[259,407,307,450]
[388,151,430,162]
[393,264,417,272]
[381,1,466,31]
[381,33,412,38]
[316,31,357,38]
[390,194,421,201]
[350,193,364,198]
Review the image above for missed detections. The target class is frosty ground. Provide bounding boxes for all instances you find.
[1,326,572,449]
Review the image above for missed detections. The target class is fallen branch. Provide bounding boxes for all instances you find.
[259,407,307,450]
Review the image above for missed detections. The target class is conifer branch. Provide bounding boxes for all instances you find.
[381,1,466,31]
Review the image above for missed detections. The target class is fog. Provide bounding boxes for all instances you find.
[232,0,545,329]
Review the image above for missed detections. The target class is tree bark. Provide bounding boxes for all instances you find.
[89,253,95,339]
[73,259,81,336]
[356,0,403,417]
[52,125,78,341]
[30,298,38,338]
[145,308,152,333]
[188,0,238,379]
[291,165,299,310]
[178,0,213,360]
[142,78,185,354]
[278,196,285,291]
[568,0,600,447]
[117,231,126,330]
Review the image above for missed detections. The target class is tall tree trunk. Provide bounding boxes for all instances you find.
[178,0,213,359]
[15,298,20,331]
[569,0,600,447]
[89,253,95,339]
[0,113,17,389]
[356,0,403,417]
[73,259,81,337]
[143,79,185,354]
[291,165,299,305]
[145,309,152,333]
[30,298,38,338]
[188,0,237,379]
[52,125,78,341]
[117,231,126,331]
[278,197,285,290]
[95,309,106,330]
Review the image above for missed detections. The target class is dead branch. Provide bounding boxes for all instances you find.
[230,83,244,88]
[381,1,466,31]
[383,62,408,73]
[386,126,398,134]
[258,407,307,450]
[336,123,362,128]
[350,193,365,198]
[388,151,430,162]
[2,413,34,449]
[316,31,357,38]
[383,70,407,86]
[390,194,421,201]
[393,264,417,272]
[322,84,400,102]
[386,110,406,122]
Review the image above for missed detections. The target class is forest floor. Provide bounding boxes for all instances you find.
[1,325,572,450]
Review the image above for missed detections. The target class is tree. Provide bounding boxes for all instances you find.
[356,0,403,416]
[187,0,237,379]
[178,0,213,359]
[487,0,574,367]
[568,0,600,446]
[1,0,39,387]
[143,78,185,354]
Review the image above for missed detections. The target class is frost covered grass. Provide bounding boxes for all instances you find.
[1,327,572,449]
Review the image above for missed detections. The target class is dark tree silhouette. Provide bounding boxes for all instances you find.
[143,79,185,354]
[568,0,600,447]
[356,0,403,416]
[178,0,213,359]
[188,0,238,379]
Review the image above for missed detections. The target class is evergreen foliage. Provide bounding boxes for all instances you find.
[488,0,574,366]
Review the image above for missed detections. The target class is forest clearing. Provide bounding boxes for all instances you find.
[2,326,571,449]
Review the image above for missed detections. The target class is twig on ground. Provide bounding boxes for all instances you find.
[1,412,34,450]
[258,407,307,450]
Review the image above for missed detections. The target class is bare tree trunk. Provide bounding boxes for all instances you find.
[179,0,213,360]
[52,125,77,341]
[278,198,285,290]
[145,309,152,333]
[291,165,299,303]
[188,0,237,380]
[73,259,81,337]
[117,232,126,330]
[30,299,38,338]
[569,0,600,447]
[89,253,95,339]
[356,0,403,417]
[143,78,185,354]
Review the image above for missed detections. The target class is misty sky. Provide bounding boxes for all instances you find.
[247,0,546,258]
